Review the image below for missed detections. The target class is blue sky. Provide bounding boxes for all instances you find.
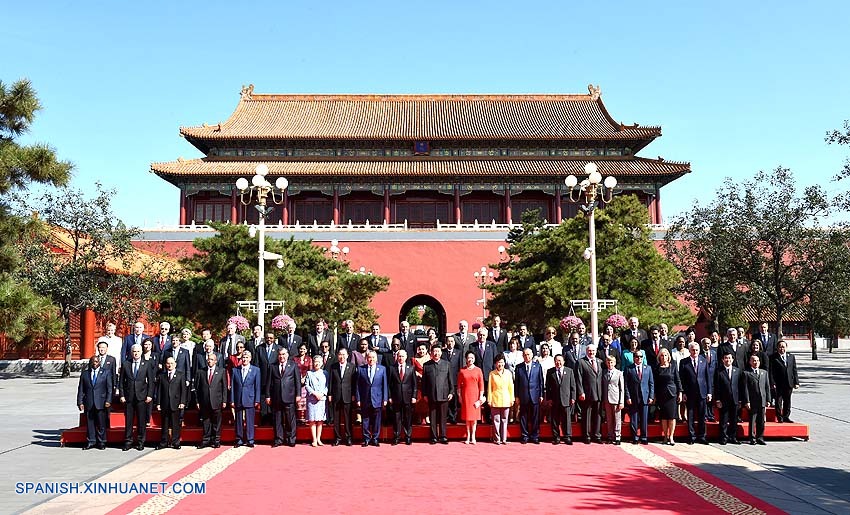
[7,1,850,227]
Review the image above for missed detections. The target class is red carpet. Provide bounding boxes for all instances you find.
[108,443,785,514]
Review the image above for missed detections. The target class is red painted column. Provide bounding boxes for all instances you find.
[81,309,96,359]
[282,190,289,225]
[504,189,512,224]
[654,187,662,224]
[230,190,238,223]
[554,187,562,223]
[454,187,461,224]
[179,191,186,225]
[383,187,391,224]
[333,187,340,224]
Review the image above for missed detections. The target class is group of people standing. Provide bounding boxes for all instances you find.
[75,316,800,450]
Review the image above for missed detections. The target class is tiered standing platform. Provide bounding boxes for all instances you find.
[61,404,809,445]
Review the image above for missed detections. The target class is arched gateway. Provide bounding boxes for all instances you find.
[398,295,447,338]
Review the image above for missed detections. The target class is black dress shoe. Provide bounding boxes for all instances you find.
[439,438,449,444]
[82,444,94,450]
[272,442,281,448]
[234,443,242,448]
[392,439,399,446]
[122,444,132,451]
[750,440,757,445]
[632,439,640,445]
[613,440,621,446]
[196,443,208,449]
[698,438,709,445]
[96,443,106,450]
[362,442,369,447]
[564,438,573,445]
[406,437,412,445]
[640,440,649,445]
[592,438,603,444]
[729,439,740,445]
[156,444,168,450]
[552,438,561,445]
[520,439,528,445]
[332,440,340,447]
[531,439,539,444]
[757,439,767,445]
[719,440,727,445]
[136,443,145,451]
[584,437,592,445]
[172,444,181,450]
[430,440,437,445]
[246,443,254,448]
[346,438,353,446]
[371,441,380,447]
[784,418,794,424]
[212,443,221,448]
[287,442,296,447]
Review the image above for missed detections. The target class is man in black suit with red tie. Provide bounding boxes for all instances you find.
[388,349,417,445]
[394,320,418,358]
[152,322,174,358]
[78,355,112,450]
[156,356,188,449]
[328,347,357,446]
[266,348,302,447]
[195,353,227,448]
[714,352,743,445]
[769,340,800,423]
[119,344,155,451]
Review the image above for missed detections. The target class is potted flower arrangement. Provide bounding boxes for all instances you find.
[271,314,294,331]
[227,315,251,332]
[605,314,628,331]
[560,315,584,334]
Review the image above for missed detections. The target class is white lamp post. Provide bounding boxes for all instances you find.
[564,162,617,347]
[236,164,288,330]
[473,266,495,320]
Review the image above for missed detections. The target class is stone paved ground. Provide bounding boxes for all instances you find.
[2,340,847,514]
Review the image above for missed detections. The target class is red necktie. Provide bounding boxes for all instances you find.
[399,365,404,381]
[208,368,213,384]
[638,366,642,380]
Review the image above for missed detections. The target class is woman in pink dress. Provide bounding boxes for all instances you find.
[457,351,485,444]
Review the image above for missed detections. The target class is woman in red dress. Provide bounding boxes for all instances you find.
[294,343,312,422]
[457,351,485,444]
[413,342,431,425]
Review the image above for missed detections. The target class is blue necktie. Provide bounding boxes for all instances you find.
[92,371,97,386]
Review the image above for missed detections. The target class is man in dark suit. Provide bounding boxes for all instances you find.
[454,320,476,357]
[394,320,418,358]
[517,323,536,356]
[77,355,112,450]
[253,332,278,425]
[356,350,388,446]
[121,321,149,362]
[515,347,544,444]
[598,333,621,369]
[714,352,743,444]
[441,335,463,424]
[621,317,648,350]
[156,356,188,449]
[152,321,174,357]
[487,315,508,354]
[247,325,264,355]
[388,349,417,445]
[95,341,119,406]
[368,323,390,354]
[231,350,261,447]
[769,340,800,423]
[337,319,357,354]
[640,325,668,374]
[681,342,712,444]
[624,351,655,444]
[191,340,222,391]
[118,344,155,451]
[220,322,246,359]
[699,337,718,422]
[422,345,455,444]
[195,353,227,448]
[471,329,496,423]
[546,354,577,445]
[277,320,303,357]
[752,322,777,356]
[562,332,585,372]
[328,347,357,446]
[576,344,604,443]
[265,348,301,447]
[742,354,771,445]
[166,342,192,384]
[718,328,750,371]
[306,319,331,356]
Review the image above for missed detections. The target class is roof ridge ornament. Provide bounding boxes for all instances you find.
[588,84,601,101]
[240,84,255,100]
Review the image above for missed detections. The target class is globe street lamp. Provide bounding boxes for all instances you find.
[474,266,495,321]
[328,239,350,260]
[564,162,617,347]
[236,164,288,330]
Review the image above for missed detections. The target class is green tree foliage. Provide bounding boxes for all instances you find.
[487,195,692,334]
[16,184,171,376]
[0,79,72,346]
[666,167,850,346]
[172,222,389,334]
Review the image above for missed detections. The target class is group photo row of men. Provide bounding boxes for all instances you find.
[75,315,800,450]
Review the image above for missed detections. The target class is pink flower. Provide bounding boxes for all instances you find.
[605,314,628,330]
[560,316,584,333]
[227,315,250,331]
[271,314,294,330]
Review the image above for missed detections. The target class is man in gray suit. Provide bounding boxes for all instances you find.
[743,354,771,445]
[601,354,625,445]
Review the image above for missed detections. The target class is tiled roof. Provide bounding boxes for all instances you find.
[180,91,661,143]
[151,157,689,184]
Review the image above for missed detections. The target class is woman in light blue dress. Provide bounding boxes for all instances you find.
[305,355,329,447]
